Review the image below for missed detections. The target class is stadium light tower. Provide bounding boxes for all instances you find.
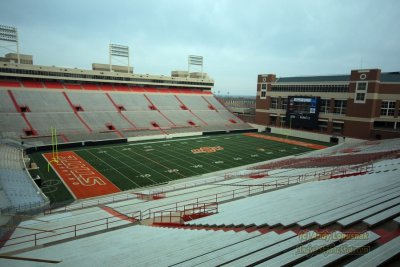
[0,24,20,64]
[109,43,131,73]
[188,55,203,78]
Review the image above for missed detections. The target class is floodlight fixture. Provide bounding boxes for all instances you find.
[109,43,130,73]
[188,55,204,77]
[0,24,20,63]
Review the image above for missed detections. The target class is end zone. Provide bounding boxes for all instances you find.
[43,151,121,199]
[243,133,328,150]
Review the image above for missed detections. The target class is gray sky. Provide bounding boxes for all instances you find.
[1,0,399,96]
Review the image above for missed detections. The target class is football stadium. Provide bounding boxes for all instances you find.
[1,10,400,266]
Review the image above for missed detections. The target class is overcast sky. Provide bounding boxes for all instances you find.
[1,0,399,96]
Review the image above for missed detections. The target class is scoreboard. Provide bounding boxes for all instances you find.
[285,96,320,130]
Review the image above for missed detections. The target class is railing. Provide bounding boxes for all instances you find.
[44,192,139,215]
[152,202,218,225]
[136,178,303,221]
[43,176,226,215]
[0,212,136,249]
[0,161,379,250]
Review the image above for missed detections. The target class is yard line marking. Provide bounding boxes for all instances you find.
[133,145,205,175]
[84,150,141,188]
[103,148,162,184]
[110,147,178,180]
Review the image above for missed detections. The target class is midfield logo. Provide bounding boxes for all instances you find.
[191,146,224,154]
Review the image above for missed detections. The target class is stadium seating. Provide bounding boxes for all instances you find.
[0,90,17,112]
[1,138,400,265]
[0,81,252,144]
[11,90,71,112]
[0,143,48,213]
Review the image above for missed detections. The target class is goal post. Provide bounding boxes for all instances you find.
[47,127,59,172]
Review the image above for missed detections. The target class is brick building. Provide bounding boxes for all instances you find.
[255,69,400,139]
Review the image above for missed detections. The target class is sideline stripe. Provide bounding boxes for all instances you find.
[243,133,328,150]
[43,151,121,199]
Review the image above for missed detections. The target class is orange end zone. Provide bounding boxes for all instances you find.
[243,133,328,150]
[43,151,121,199]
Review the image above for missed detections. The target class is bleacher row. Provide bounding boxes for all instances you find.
[1,138,400,265]
[0,143,48,213]
[0,83,251,145]
[187,161,400,228]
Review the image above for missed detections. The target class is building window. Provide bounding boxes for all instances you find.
[260,83,267,99]
[334,100,347,115]
[332,122,344,134]
[318,120,328,132]
[270,97,278,109]
[319,99,330,113]
[270,84,349,93]
[281,98,288,110]
[354,82,368,103]
[380,101,396,116]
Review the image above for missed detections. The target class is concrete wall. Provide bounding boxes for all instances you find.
[268,126,360,144]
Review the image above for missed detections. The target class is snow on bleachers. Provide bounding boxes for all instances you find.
[12,90,71,112]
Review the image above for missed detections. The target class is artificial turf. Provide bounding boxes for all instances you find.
[28,133,331,204]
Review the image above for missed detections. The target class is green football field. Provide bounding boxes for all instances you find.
[29,133,331,204]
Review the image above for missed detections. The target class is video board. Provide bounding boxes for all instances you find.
[285,96,320,130]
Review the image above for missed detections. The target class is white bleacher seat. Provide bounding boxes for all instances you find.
[146,94,181,110]
[223,231,319,267]
[294,231,380,267]
[161,110,204,126]
[177,95,210,110]
[25,112,89,135]
[345,236,400,267]
[363,204,400,226]
[109,93,150,111]
[258,231,344,267]
[0,113,28,138]
[0,90,17,112]
[186,169,400,228]
[79,112,133,131]
[66,91,115,111]
[12,90,71,112]
[338,196,400,227]
[123,111,173,128]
